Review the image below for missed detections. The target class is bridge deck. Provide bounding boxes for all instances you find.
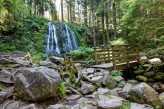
[93,45,139,70]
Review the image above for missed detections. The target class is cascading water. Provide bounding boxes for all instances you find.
[45,22,60,54]
[45,22,78,54]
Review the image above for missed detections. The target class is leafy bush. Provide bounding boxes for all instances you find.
[109,38,127,45]
[69,47,94,60]
[31,52,47,65]
[110,70,123,76]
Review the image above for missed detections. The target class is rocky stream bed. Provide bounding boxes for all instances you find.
[0,52,164,109]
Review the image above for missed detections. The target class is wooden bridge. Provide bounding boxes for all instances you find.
[92,45,139,71]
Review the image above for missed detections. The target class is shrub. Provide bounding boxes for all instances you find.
[109,38,127,45]
[69,47,94,60]
[110,70,123,76]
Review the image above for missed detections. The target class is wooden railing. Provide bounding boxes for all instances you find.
[93,45,139,69]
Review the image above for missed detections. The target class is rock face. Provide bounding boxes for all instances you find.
[14,66,61,101]
[129,82,162,108]
[0,69,14,83]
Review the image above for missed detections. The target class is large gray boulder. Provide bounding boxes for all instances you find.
[129,82,162,108]
[14,66,61,101]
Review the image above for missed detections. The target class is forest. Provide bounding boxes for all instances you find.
[0,0,164,109]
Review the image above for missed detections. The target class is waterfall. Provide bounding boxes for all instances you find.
[45,22,78,54]
[45,22,60,54]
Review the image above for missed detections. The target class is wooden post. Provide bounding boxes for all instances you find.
[94,47,98,64]
[108,47,110,63]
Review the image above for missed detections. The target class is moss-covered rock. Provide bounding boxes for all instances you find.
[136,75,148,82]
[129,83,162,109]
[148,78,155,82]
[143,71,155,77]
[154,72,164,80]
[14,66,61,101]
[133,70,145,75]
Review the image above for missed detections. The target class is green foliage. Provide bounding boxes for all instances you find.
[148,46,164,56]
[119,100,131,109]
[59,82,66,98]
[0,16,49,53]
[0,83,6,89]
[67,22,84,46]
[31,52,47,65]
[110,38,127,45]
[110,70,123,76]
[69,47,94,60]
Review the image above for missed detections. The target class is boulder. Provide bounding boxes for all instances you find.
[130,103,153,109]
[149,58,161,64]
[97,95,124,109]
[159,92,164,108]
[80,83,95,94]
[136,75,148,82]
[0,92,7,103]
[133,70,145,75]
[0,69,14,83]
[102,73,117,89]
[14,66,61,101]
[47,104,65,109]
[49,56,64,64]
[129,82,162,108]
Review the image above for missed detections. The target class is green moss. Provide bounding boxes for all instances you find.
[133,70,145,75]
[136,75,148,82]
[67,22,84,46]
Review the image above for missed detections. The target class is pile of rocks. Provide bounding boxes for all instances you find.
[133,57,164,82]
[0,53,164,109]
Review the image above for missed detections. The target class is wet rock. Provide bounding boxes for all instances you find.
[47,104,65,109]
[0,69,14,83]
[131,103,153,109]
[21,104,36,109]
[14,66,61,101]
[80,83,95,94]
[133,70,145,75]
[129,82,162,108]
[0,92,7,103]
[102,73,117,89]
[49,56,64,64]
[136,75,148,82]
[149,58,161,64]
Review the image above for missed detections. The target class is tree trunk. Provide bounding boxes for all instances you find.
[113,1,117,37]
[61,0,64,22]
[106,1,109,45]
[91,0,96,47]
